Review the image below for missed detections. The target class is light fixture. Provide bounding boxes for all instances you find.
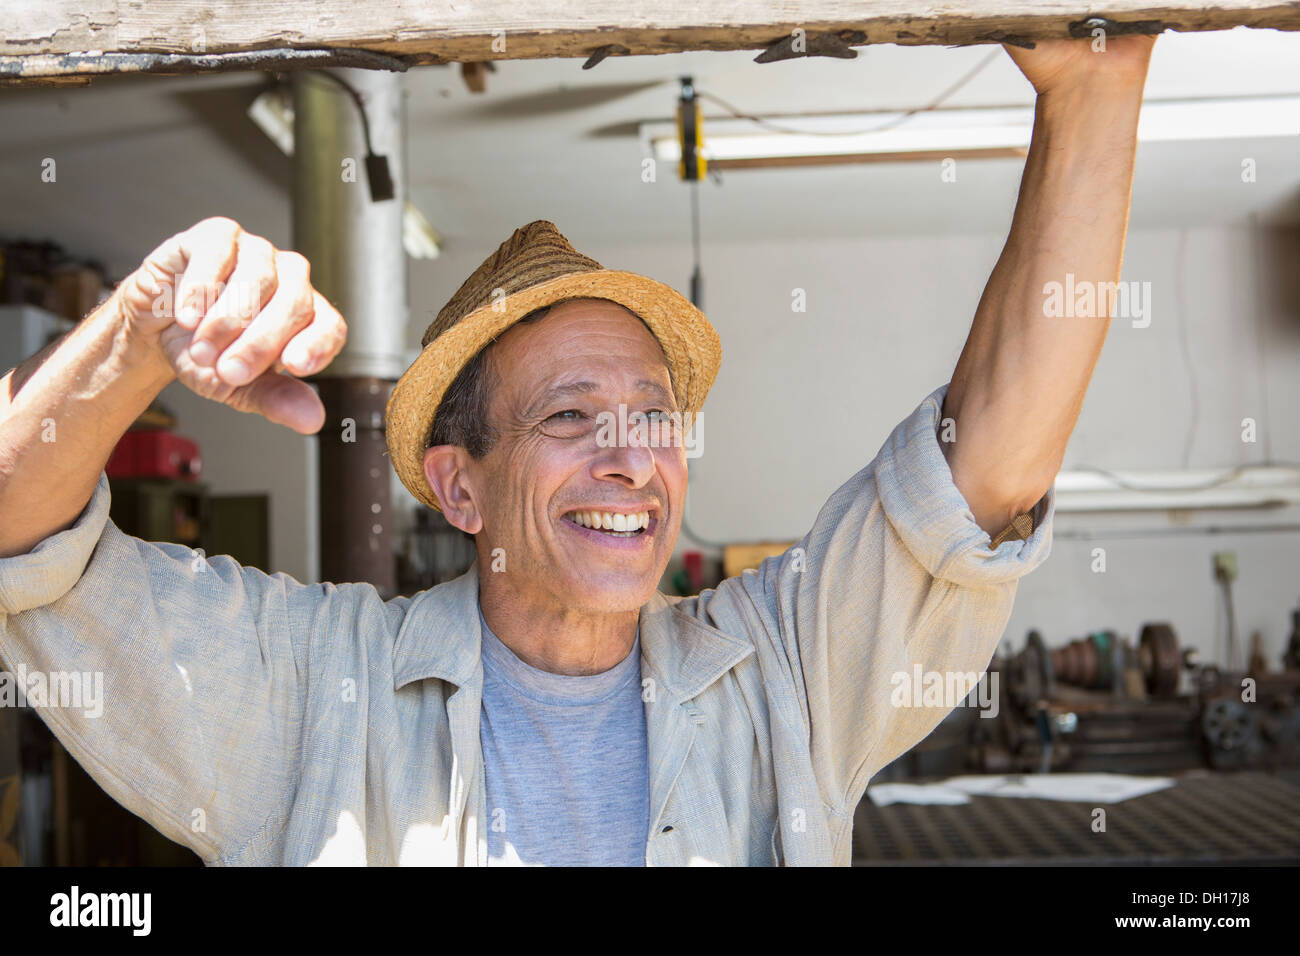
[643,95,1300,169]
[401,202,441,261]
[1053,466,1300,513]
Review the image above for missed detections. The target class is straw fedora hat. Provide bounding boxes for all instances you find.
[385,220,722,511]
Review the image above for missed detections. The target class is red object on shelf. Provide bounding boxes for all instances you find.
[683,550,704,592]
[106,430,202,481]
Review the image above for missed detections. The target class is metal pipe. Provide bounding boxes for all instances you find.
[293,67,407,596]
[293,68,408,379]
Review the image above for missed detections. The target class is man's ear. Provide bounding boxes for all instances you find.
[423,445,484,534]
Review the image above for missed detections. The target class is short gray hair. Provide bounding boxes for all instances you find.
[425,306,548,458]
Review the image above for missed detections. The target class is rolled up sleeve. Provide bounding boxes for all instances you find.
[0,472,311,864]
[718,382,1054,819]
[0,474,112,615]
[873,383,1054,586]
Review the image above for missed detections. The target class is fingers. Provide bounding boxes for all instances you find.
[282,291,348,377]
[221,294,343,431]
[217,285,346,389]
[230,371,327,435]
[170,217,244,329]
[186,232,278,369]
[117,216,239,332]
[164,221,345,389]
[211,250,314,386]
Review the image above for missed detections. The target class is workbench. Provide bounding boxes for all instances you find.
[853,770,1300,865]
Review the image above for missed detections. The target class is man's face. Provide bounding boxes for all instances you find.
[453,299,688,614]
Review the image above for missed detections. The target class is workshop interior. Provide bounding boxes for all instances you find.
[2,15,1300,868]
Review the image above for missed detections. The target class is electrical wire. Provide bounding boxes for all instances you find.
[1249,212,1276,463]
[1174,227,1200,469]
[695,48,1002,139]
[679,492,733,551]
[1219,574,1239,671]
[676,51,1000,552]
[310,70,377,156]
[306,69,395,202]
[689,177,702,304]
[678,167,728,551]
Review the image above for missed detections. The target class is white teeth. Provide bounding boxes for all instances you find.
[568,510,652,532]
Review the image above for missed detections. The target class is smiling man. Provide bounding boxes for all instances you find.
[0,36,1154,865]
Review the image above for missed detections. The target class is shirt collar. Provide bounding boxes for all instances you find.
[392,562,753,702]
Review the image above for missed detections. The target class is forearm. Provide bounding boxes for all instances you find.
[943,81,1144,535]
[0,291,175,556]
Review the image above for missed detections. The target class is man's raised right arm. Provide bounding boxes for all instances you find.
[0,218,351,862]
[0,288,175,555]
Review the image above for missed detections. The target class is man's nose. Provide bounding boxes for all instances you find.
[592,417,656,486]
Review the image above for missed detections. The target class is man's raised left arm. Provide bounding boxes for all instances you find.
[942,34,1156,539]
[699,37,1159,828]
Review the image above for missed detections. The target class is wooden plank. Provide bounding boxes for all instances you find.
[710,147,1028,170]
[1,1,1299,78]
[723,541,796,578]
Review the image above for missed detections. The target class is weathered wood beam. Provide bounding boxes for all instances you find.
[1,2,1299,83]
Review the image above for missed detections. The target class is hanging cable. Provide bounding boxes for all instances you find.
[689,178,703,309]
[695,48,1002,139]
[310,70,395,202]
[1174,228,1199,468]
[1249,211,1276,463]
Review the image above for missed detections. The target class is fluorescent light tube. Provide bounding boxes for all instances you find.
[645,95,1300,165]
[1053,467,1300,512]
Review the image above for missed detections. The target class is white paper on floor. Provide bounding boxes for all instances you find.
[866,773,1175,808]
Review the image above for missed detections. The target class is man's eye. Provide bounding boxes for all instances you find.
[539,409,592,438]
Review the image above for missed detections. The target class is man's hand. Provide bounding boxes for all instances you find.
[1,219,345,555]
[1003,33,1156,97]
[115,217,346,435]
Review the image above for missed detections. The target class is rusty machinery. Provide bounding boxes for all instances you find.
[974,611,1300,775]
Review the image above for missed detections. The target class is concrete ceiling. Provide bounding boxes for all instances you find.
[1,27,1298,277]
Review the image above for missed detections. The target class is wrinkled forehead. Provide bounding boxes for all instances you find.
[488,299,675,406]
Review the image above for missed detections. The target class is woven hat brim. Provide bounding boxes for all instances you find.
[385,270,722,511]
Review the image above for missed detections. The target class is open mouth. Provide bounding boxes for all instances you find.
[562,509,652,537]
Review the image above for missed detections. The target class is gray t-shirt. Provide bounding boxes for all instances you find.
[479,608,650,866]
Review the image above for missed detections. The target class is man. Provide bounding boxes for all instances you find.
[0,35,1154,865]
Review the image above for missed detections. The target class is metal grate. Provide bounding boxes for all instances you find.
[852,771,1300,865]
